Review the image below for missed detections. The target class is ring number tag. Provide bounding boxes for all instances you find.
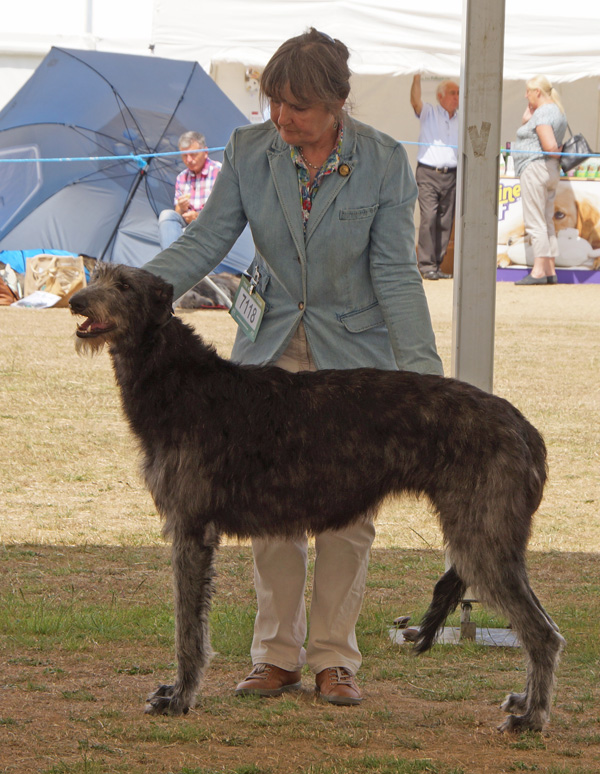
[229,275,266,342]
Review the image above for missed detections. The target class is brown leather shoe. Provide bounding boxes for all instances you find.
[315,667,362,705]
[235,663,302,697]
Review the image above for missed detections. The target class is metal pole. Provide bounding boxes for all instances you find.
[450,0,506,636]
[98,163,148,263]
[452,0,506,393]
[201,276,233,309]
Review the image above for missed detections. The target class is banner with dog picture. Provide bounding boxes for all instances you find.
[497,178,600,276]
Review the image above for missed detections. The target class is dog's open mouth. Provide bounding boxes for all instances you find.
[75,317,117,338]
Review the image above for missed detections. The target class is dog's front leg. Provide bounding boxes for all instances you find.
[145,529,216,716]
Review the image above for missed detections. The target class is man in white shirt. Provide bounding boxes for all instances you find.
[410,75,459,280]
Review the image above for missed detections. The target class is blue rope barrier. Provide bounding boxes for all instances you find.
[500,147,599,159]
[404,141,599,160]
[0,143,597,163]
[0,147,227,164]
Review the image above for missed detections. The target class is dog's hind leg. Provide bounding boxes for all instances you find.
[495,573,564,733]
[452,548,564,733]
[145,528,217,715]
[529,587,561,633]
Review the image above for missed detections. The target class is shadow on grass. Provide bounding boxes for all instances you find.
[0,545,599,774]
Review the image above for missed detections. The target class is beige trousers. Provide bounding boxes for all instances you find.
[520,158,561,259]
[250,323,376,675]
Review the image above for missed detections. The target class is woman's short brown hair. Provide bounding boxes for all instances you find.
[260,28,351,117]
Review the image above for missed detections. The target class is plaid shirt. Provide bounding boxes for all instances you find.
[174,157,222,211]
[291,126,344,231]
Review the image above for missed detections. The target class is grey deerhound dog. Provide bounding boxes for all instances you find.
[70,263,564,732]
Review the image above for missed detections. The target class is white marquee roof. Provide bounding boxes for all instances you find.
[151,0,600,82]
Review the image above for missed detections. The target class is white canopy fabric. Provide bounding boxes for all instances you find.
[151,0,600,82]
[150,1,600,164]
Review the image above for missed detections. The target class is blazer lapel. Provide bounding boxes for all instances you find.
[266,117,358,252]
[267,142,306,261]
[304,166,352,245]
[305,117,357,245]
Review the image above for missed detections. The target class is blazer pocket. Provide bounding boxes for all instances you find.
[339,204,379,221]
[338,301,384,333]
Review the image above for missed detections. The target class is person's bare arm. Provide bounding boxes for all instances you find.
[410,74,423,117]
[536,124,561,156]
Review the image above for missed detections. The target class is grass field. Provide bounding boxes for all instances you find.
[1,279,599,773]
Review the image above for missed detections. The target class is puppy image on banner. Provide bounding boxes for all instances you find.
[497,179,600,270]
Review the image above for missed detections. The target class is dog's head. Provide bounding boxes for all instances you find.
[554,186,600,249]
[553,186,579,233]
[69,263,174,355]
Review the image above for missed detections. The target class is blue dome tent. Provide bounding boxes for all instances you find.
[0,47,253,274]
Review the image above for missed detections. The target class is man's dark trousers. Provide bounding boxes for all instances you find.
[415,163,457,275]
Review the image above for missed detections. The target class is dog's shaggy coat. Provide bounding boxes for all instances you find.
[70,263,564,732]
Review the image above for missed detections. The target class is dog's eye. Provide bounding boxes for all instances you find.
[554,211,565,220]
[116,282,130,290]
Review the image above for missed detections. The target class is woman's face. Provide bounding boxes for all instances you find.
[525,87,541,111]
[269,84,342,148]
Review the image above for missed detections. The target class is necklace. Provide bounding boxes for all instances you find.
[298,140,338,171]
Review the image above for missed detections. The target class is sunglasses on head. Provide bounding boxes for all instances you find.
[316,30,336,45]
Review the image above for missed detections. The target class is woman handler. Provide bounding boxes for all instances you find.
[143,27,442,705]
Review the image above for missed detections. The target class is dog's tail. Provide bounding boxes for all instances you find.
[414,566,466,654]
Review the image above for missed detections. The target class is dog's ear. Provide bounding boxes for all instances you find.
[576,198,600,249]
[152,279,175,326]
[156,281,174,307]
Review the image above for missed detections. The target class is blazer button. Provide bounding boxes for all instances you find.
[298,302,305,310]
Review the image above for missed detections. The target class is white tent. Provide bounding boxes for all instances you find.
[150,0,600,170]
[148,0,600,393]
[0,1,154,109]
[151,0,600,80]
[2,1,599,162]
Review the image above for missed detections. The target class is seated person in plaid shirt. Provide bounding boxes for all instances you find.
[158,131,221,249]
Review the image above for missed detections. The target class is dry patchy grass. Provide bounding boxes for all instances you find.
[0,545,599,774]
[1,279,599,773]
[1,281,598,551]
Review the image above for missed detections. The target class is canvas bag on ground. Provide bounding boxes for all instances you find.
[560,125,594,173]
[24,254,86,307]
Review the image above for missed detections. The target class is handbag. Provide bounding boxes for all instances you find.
[560,124,594,173]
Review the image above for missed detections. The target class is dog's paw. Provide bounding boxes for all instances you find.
[501,691,528,714]
[144,684,190,716]
[497,713,545,734]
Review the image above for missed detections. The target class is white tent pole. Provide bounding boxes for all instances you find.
[449,0,506,635]
[86,0,94,36]
[202,276,233,309]
[452,0,505,392]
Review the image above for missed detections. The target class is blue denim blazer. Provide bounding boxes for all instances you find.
[144,116,443,375]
